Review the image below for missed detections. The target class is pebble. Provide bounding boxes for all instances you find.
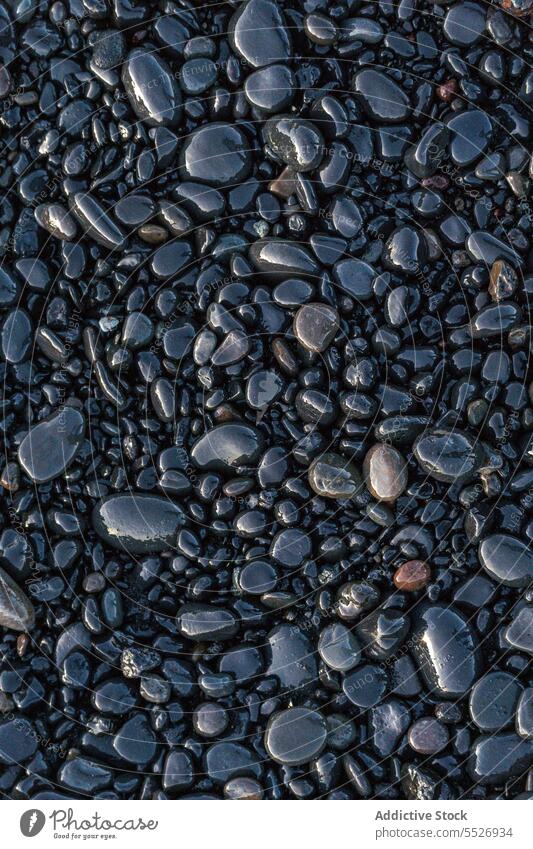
[191,424,264,472]
[18,407,85,483]
[245,66,295,114]
[468,734,533,786]
[0,718,38,764]
[308,453,362,500]
[363,444,408,503]
[353,69,410,124]
[0,566,35,632]
[293,303,339,353]
[318,623,361,672]
[479,535,532,588]
[469,672,522,732]
[229,0,291,68]
[180,123,252,188]
[265,708,327,765]
[393,561,431,592]
[264,116,324,172]
[1,309,32,364]
[122,49,182,127]
[177,604,238,641]
[516,689,533,741]
[408,718,449,754]
[411,605,481,699]
[413,429,484,483]
[92,494,185,554]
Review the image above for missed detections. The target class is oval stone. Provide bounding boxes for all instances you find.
[293,303,339,352]
[411,604,481,699]
[191,424,264,472]
[249,238,319,280]
[229,0,291,68]
[308,452,362,499]
[122,48,182,127]
[180,123,251,188]
[413,428,484,483]
[468,734,533,786]
[1,308,32,363]
[363,444,408,503]
[352,69,410,123]
[18,407,85,483]
[264,116,324,172]
[265,708,327,765]
[92,494,185,554]
[478,534,532,588]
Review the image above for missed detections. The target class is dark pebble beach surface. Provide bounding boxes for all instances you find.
[0,0,532,801]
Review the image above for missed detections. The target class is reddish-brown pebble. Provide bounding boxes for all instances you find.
[393,560,431,591]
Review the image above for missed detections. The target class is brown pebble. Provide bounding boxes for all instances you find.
[408,717,449,754]
[488,260,517,302]
[393,560,431,592]
[17,633,29,657]
[268,165,297,199]
[437,79,457,101]
[363,444,408,503]
[138,224,168,244]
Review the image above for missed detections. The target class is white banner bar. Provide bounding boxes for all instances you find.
[3,800,530,849]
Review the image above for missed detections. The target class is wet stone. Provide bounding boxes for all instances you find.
[489,260,517,302]
[343,664,388,709]
[516,689,533,741]
[468,734,533,786]
[413,429,484,483]
[1,309,32,364]
[266,624,317,690]
[264,116,324,173]
[363,445,408,503]
[408,718,449,755]
[191,424,264,472]
[353,69,410,124]
[0,718,38,764]
[177,604,238,641]
[122,49,182,127]
[250,238,319,280]
[411,604,481,699]
[18,407,85,484]
[444,3,486,47]
[479,535,532,588]
[180,123,252,188]
[318,623,361,672]
[382,226,427,274]
[205,742,261,784]
[469,672,522,732]
[92,494,185,554]
[265,708,327,766]
[229,0,291,69]
[393,560,431,592]
[245,66,295,114]
[113,714,157,766]
[369,700,410,758]
[293,303,339,353]
[270,528,311,569]
[309,452,362,499]
[0,566,35,632]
